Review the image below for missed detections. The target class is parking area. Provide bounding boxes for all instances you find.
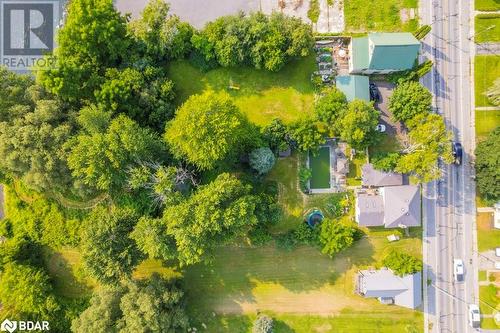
[115,0,344,32]
[371,81,402,136]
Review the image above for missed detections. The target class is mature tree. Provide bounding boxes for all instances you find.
[486,78,500,106]
[0,67,34,119]
[396,114,453,182]
[389,81,432,123]
[371,152,401,172]
[289,118,326,152]
[119,274,189,332]
[164,173,258,266]
[475,127,500,204]
[0,96,74,192]
[253,314,274,333]
[80,206,144,284]
[314,86,347,128]
[0,263,60,317]
[37,0,130,102]
[192,12,313,71]
[249,147,276,175]
[165,91,249,170]
[129,0,193,61]
[72,275,189,333]
[71,288,123,333]
[382,250,422,276]
[95,66,176,129]
[338,100,380,150]
[319,220,357,257]
[262,118,290,153]
[130,217,177,261]
[67,113,166,192]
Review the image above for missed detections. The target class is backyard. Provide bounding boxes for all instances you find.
[309,147,332,190]
[475,55,500,107]
[167,56,316,126]
[344,0,418,32]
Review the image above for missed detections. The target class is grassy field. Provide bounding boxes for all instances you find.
[347,150,366,186]
[476,0,500,11]
[476,110,500,142]
[477,212,500,252]
[479,284,500,315]
[309,147,331,189]
[344,0,418,32]
[475,56,500,107]
[184,228,422,332]
[167,56,316,126]
[475,14,500,43]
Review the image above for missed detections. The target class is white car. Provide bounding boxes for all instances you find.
[375,124,386,132]
[453,259,464,282]
[468,304,480,328]
[494,202,500,229]
[496,247,500,257]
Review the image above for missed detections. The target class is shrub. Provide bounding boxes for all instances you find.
[382,250,423,276]
[249,226,273,246]
[413,25,431,40]
[299,167,312,192]
[293,222,320,246]
[253,314,274,333]
[371,152,401,172]
[307,0,320,23]
[250,147,276,175]
[275,231,298,251]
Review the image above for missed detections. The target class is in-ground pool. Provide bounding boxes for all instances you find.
[309,146,331,189]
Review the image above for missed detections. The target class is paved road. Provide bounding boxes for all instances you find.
[420,0,479,332]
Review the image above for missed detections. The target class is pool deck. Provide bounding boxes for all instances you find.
[307,139,348,194]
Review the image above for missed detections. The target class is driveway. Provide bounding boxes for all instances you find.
[372,81,401,136]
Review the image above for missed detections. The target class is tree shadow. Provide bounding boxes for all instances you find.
[274,319,296,332]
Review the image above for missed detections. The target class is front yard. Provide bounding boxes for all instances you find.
[475,14,500,43]
[344,0,418,32]
[476,109,500,142]
[475,56,500,107]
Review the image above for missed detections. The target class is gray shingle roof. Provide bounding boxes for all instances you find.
[381,185,421,228]
[361,163,403,187]
[356,193,384,226]
[358,269,422,309]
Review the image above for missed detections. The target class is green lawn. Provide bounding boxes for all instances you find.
[477,212,500,252]
[476,109,500,142]
[479,284,499,315]
[479,270,488,281]
[476,0,500,11]
[344,0,418,32]
[167,56,316,126]
[475,14,500,43]
[309,147,331,189]
[184,232,422,332]
[347,150,366,186]
[475,56,500,107]
[369,133,402,156]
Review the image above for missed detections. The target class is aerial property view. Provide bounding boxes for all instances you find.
[0,0,498,333]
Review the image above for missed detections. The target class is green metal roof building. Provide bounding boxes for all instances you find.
[335,75,370,102]
[349,33,420,74]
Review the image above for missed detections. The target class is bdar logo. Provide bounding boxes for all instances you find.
[0,319,17,333]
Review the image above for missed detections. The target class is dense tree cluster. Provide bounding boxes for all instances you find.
[382,250,423,276]
[475,127,500,204]
[319,220,358,257]
[192,12,314,71]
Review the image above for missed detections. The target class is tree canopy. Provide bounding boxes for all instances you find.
[249,147,276,175]
[382,250,422,276]
[80,206,144,284]
[164,173,258,266]
[289,119,326,152]
[475,127,500,204]
[319,220,357,257]
[314,86,347,128]
[389,81,432,123]
[164,91,249,170]
[338,100,380,150]
[37,0,130,102]
[191,12,313,71]
[395,114,453,182]
[67,113,166,192]
[253,314,274,333]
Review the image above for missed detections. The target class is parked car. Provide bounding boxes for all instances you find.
[452,142,463,165]
[494,202,500,229]
[375,124,386,132]
[495,247,500,257]
[453,259,464,282]
[369,83,380,102]
[468,304,480,328]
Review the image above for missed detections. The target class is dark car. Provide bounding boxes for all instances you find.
[452,142,463,165]
[369,83,380,102]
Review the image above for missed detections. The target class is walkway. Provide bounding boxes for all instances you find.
[476,42,500,55]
